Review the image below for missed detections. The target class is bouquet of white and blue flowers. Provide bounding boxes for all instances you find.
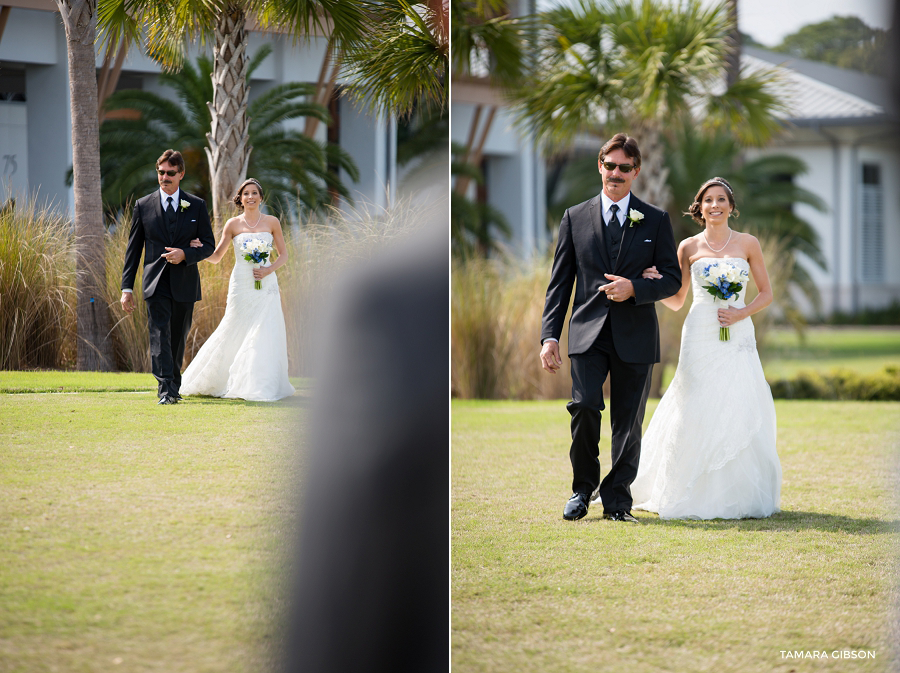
[699,260,749,341]
[239,237,273,289]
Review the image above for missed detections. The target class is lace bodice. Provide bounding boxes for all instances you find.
[690,257,749,308]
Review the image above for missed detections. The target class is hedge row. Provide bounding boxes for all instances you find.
[769,367,900,401]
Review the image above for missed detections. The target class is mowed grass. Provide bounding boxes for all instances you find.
[0,382,306,672]
[452,399,900,673]
[0,370,311,394]
[761,327,900,379]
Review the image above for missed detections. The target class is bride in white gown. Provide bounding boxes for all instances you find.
[628,177,781,519]
[180,178,295,402]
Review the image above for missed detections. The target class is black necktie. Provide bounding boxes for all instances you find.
[607,203,619,229]
[166,196,177,233]
[606,203,622,262]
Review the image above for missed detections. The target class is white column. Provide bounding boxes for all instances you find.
[340,96,395,210]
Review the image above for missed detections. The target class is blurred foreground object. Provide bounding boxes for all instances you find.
[284,177,449,671]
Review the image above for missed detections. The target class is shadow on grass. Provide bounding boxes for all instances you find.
[182,392,311,408]
[618,510,900,534]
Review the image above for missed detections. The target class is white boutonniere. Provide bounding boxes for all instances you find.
[180,199,190,212]
[627,208,644,227]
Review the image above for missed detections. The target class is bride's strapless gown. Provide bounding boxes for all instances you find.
[180,232,295,402]
[630,257,781,519]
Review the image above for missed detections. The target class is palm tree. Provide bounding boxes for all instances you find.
[56,0,114,370]
[343,0,448,119]
[512,0,785,209]
[97,0,370,224]
[92,46,358,219]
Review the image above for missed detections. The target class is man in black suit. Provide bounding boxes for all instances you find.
[540,133,681,522]
[120,149,215,404]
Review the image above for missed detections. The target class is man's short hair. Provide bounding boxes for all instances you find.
[156,149,185,172]
[598,133,641,168]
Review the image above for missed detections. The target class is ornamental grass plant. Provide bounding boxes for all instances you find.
[0,198,76,370]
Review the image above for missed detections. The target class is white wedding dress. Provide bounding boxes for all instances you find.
[180,232,295,402]
[630,257,781,519]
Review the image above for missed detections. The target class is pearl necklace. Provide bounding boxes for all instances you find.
[244,208,262,229]
[704,229,732,253]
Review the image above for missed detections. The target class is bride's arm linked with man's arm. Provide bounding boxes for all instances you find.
[189,216,287,281]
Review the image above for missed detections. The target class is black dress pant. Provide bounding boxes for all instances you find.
[146,294,194,399]
[567,318,653,513]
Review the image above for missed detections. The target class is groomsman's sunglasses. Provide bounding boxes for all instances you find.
[601,161,636,173]
[157,169,181,176]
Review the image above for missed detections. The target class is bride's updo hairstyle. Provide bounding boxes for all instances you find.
[686,176,739,224]
[232,178,265,210]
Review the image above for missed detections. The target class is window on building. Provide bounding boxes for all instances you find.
[860,163,883,283]
[0,61,26,102]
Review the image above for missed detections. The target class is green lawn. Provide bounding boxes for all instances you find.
[0,370,311,394]
[760,326,900,379]
[0,381,305,672]
[452,399,900,673]
[657,326,900,389]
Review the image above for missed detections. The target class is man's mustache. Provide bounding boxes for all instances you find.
[607,177,625,183]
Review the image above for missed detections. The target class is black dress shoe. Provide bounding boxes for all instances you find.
[157,395,177,405]
[603,510,639,523]
[563,492,590,521]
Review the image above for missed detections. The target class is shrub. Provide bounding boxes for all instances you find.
[827,300,900,326]
[0,199,76,369]
[769,366,900,401]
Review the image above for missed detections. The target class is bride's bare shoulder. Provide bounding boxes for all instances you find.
[679,234,702,254]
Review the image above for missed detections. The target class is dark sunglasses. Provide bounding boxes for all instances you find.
[157,169,180,177]
[601,161,636,173]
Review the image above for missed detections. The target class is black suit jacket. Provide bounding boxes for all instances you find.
[541,193,681,363]
[121,190,215,302]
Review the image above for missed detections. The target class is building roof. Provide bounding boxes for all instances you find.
[742,46,894,126]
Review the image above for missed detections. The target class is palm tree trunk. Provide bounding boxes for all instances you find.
[305,36,342,139]
[629,120,671,212]
[725,0,741,89]
[57,0,114,371]
[454,105,496,195]
[206,4,251,229]
[97,40,128,123]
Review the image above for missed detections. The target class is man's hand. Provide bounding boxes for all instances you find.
[540,340,562,374]
[162,247,185,264]
[120,291,135,314]
[598,273,634,302]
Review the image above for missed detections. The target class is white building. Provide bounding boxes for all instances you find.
[0,0,397,215]
[450,0,548,257]
[745,46,900,316]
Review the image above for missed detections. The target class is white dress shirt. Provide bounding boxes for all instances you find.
[600,191,631,227]
[160,187,181,212]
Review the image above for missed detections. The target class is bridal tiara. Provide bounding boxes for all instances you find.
[706,179,733,195]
